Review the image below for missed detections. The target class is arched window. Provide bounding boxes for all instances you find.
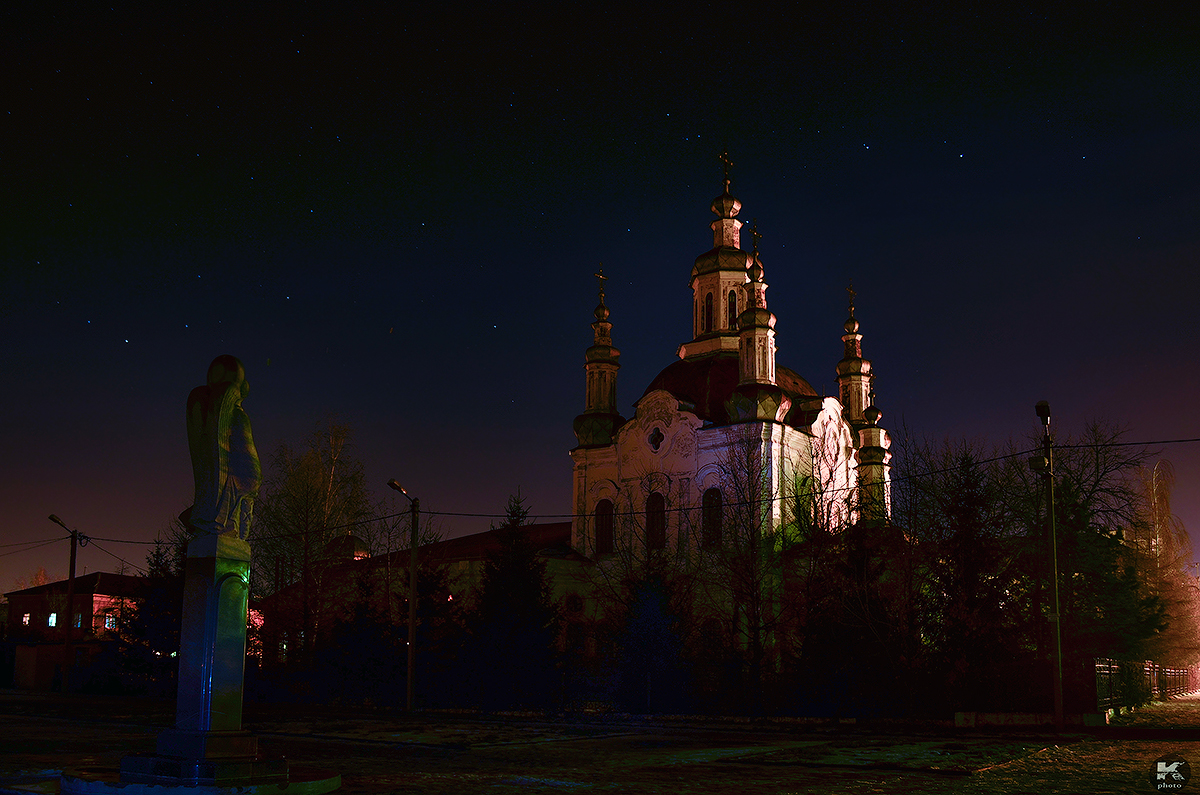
[727,290,738,329]
[595,499,614,555]
[646,492,666,551]
[704,292,714,333]
[702,488,722,549]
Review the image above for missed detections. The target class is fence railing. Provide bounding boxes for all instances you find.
[1095,658,1197,710]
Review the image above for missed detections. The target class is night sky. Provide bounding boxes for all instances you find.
[3,5,1198,589]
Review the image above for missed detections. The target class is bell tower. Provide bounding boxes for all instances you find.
[836,283,872,432]
[726,225,790,423]
[573,267,626,447]
[678,152,752,360]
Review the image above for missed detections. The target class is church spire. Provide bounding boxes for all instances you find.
[835,284,890,521]
[678,153,754,360]
[725,222,790,423]
[836,281,872,430]
[573,267,625,447]
[737,222,777,386]
[855,378,892,523]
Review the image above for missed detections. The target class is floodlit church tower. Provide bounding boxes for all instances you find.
[835,288,892,522]
[573,268,626,447]
[836,286,872,432]
[569,157,889,561]
[856,388,892,523]
[678,163,754,360]
[727,228,789,423]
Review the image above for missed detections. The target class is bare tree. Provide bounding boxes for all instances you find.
[251,418,373,658]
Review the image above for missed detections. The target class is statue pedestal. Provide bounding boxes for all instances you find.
[114,534,298,789]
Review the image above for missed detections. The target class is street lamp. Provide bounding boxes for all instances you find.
[1030,401,1064,733]
[387,479,419,712]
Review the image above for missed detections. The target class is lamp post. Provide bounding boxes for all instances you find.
[48,514,86,690]
[1030,401,1064,733]
[387,479,419,712]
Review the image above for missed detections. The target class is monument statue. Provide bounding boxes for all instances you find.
[184,354,261,540]
[66,356,338,794]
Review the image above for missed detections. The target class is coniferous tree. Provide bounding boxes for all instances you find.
[116,525,187,695]
[469,491,560,710]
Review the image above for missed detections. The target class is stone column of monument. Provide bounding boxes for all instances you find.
[118,355,286,787]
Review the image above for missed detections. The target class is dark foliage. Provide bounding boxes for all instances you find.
[612,574,692,713]
[115,532,186,695]
[467,492,561,710]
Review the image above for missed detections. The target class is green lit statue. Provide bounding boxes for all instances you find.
[184,355,261,540]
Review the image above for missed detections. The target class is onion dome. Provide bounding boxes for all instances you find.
[323,534,370,562]
[694,246,753,277]
[692,175,751,278]
[749,250,764,283]
[710,179,742,219]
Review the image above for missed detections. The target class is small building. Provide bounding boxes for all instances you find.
[3,572,144,690]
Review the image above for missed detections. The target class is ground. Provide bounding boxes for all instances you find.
[1,691,1198,793]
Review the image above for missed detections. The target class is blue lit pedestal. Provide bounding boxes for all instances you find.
[62,534,339,795]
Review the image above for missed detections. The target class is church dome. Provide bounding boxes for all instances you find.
[710,181,741,218]
[692,246,753,277]
[641,351,819,428]
[323,534,371,562]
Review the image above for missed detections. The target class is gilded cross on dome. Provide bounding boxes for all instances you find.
[718,151,734,187]
[749,220,763,254]
[595,265,607,303]
[847,280,857,315]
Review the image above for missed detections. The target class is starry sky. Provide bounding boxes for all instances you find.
[2,4,1198,590]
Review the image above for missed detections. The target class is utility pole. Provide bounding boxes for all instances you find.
[48,514,86,691]
[1031,402,1064,733]
[387,480,419,712]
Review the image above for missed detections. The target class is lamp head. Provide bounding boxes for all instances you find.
[48,514,69,530]
[1035,400,1051,426]
[386,479,410,500]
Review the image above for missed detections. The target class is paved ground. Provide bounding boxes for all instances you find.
[2,691,1200,793]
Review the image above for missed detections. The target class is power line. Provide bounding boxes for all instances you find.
[0,537,67,558]
[64,435,1200,546]
[86,540,148,576]
[1058,437,1200,450]
[85,535,163,546]
[0,536,67,549]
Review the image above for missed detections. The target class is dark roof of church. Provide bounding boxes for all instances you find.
[323,533,371,561]
[419,521,576,562]
[641,351,821,428]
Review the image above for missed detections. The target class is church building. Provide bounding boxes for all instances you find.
[569,172,891,562]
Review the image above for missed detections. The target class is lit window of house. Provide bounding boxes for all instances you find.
[22,613,30,626]
[104,613,116,630]
[74,613,82,629]
[48,612,57,627]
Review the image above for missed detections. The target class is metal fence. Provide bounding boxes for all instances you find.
[1095,658,1198,710]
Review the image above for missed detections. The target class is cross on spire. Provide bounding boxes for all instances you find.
[718,151,734,187]
[595,265,607,303]
[749,220,763,254]
[847,280,857,315]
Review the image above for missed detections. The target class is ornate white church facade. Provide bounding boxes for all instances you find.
[569,174,891,562]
